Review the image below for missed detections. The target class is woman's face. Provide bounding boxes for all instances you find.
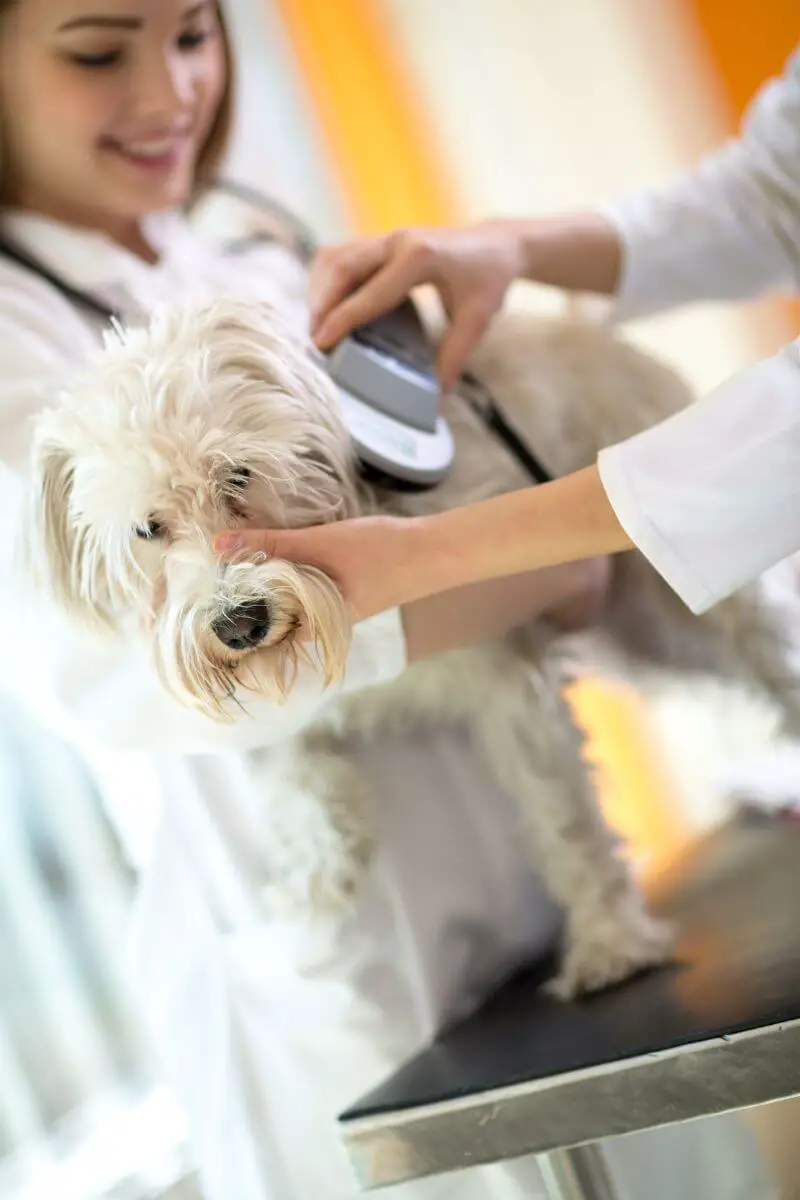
[0,0,227,236]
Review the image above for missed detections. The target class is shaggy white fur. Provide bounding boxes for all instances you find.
[25,296,800,997]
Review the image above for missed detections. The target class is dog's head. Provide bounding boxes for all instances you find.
[27,297,360,717]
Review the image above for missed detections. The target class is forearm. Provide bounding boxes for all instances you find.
[398,465,632,608]
[401,555,609,662]
[512,212,623,296]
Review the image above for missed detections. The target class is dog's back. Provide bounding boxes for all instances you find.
[367,310,694,524]
[466,310,695,478]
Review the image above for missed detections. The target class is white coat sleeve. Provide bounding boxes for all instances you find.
[597,338,800,613]
[602,48,800,320]
[0,282,406,755]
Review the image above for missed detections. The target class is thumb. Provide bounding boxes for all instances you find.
[437,301,495,393]
[214,529,280,558]
[214,528,330,564]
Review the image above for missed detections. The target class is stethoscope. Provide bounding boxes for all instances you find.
[0,179,554,491]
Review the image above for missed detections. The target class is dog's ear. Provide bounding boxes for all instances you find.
[27,430,80,613]
[25,428,110,627]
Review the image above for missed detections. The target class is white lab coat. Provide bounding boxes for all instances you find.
[0,210,774,1199]
[599,47,800,615]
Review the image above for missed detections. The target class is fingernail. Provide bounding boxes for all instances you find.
[214,533,244,555]
[313,321,334,349]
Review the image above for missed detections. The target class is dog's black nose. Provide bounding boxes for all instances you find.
[212,600,271,650]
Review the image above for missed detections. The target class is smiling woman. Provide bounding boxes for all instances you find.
[0,0,232,257]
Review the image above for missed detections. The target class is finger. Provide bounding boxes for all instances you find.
[313,256,428,349]
[214,530,266,556]
[437,299,496,393]
[309,239,387,333]
[213,529,305,558]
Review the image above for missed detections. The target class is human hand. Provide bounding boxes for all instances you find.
[308,214,622,391]
[214,516,423,623]
[309,221,530,392]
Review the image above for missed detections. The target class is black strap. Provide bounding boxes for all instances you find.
[478,399,554,485]
[460,372,554,486]
[0,233,121,322]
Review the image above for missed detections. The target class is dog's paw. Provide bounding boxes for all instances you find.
[549,894,673,1000]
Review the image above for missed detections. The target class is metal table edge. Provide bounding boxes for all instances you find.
[339,1015,800,1191]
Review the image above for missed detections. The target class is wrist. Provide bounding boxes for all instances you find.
[518,212,623,296]
[400,511,469,600]
[407,500,521,597]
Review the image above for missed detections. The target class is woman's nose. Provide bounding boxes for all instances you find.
[129,54,195,125]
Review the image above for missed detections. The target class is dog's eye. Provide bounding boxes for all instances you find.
[225,468,251,518]
[229,466,251,489]
[135,519,165,539]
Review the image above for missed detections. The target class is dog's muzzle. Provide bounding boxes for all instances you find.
[211,600,272,650]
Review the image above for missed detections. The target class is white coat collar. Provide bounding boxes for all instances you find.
[0,208,203,314]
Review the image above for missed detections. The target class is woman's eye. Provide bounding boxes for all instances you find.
[67,25,211,71]
[135,519,165,540]
[178,30,211,52]
[70,50,121,69]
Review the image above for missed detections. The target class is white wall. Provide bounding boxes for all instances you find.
[222,0,349,240]
[380,0,781,396]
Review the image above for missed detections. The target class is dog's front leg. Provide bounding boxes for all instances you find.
[473,645,671,998]
[253,731,375,924]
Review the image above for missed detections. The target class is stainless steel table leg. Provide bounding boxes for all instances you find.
[538,1144,622,1200]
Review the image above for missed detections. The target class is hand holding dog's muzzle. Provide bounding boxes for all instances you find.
[213,516,421,625]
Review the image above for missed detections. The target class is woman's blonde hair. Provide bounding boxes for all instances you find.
[0,1,235,204]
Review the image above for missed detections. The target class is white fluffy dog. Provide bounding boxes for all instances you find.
[25,297,800,997]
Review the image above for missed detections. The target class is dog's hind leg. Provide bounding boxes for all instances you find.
[605,555,800,742]
[698,585,800,744]
[473,644,671,998]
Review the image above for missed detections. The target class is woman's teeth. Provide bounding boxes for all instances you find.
[119,139,177,157]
